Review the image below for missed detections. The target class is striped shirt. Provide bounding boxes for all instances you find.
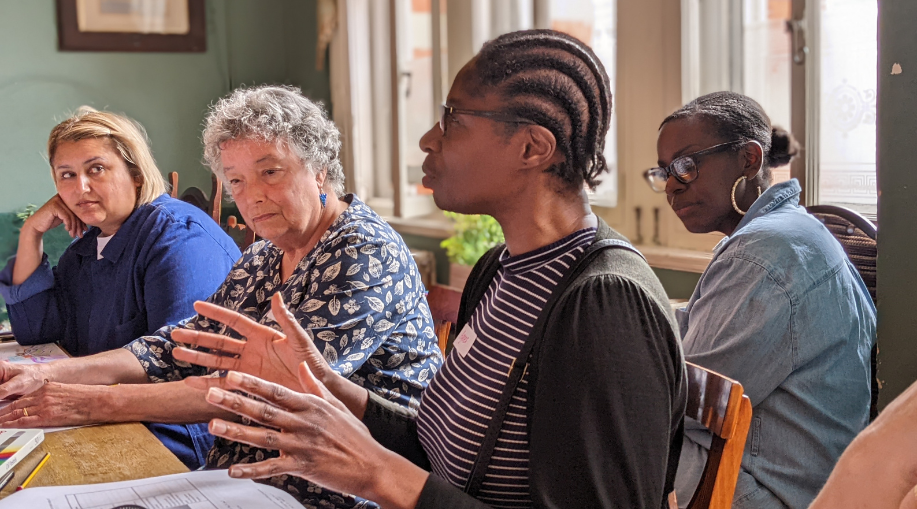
[416,227,597,507]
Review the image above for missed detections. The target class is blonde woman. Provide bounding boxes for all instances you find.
[0,108,241,468]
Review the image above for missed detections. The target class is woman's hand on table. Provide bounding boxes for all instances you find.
[24,194,86,239]
[0,362,50,400]
[201,365,427,509]
[175,292,368,416]
[0,382,107,427]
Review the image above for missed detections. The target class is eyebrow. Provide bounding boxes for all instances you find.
[55,155,105,170]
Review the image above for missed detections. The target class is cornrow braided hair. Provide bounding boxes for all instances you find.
[473,29,612,190]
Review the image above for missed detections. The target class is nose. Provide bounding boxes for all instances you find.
[419,123,442,154]
[664,173,687,200]
[77,173,91,193]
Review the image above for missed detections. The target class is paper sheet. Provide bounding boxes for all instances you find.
[0,342,69,364]
[0,470,304,509]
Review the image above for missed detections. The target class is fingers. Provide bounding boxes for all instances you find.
[192,301,285,342]
[298,362,349,414]
[271,293,311,352]
[183,376,228,391]
[173,347,240,372]
[171,328,247,355]
[900,486,917,509]
[0,367,40,400]
[208,417,295,451]
[214,371,310,413]
[227,457,301,480]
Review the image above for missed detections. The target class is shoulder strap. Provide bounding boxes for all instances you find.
[463,238,643,496]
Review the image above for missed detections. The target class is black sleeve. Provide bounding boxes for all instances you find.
[361,392,431,470]
[527,274,686,509]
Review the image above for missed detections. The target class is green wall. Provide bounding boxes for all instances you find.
[0,0,331,324]
[0,0,330,213]
[876,0,917,407]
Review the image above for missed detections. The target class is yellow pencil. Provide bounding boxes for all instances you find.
[16,452,50,491]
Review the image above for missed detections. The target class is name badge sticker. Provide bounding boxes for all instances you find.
[452,323,477,358]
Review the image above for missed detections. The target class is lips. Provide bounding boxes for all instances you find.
[251,213,277,223]
[671,201,701,215]
[77,201,99,207]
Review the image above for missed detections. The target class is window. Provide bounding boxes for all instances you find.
[682,0,877,216]
[330,0,619,220]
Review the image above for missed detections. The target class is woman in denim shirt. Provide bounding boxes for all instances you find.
[645,92,876,508]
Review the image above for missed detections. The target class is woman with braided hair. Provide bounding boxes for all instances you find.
[178,29,686,508]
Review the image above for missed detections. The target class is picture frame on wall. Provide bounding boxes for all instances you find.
[57,0,206,52]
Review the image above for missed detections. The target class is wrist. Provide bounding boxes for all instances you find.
[368,449,427,509]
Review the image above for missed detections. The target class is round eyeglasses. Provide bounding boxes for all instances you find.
[643,140,746,192]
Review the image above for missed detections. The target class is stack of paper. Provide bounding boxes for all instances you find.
[0,470,304,508]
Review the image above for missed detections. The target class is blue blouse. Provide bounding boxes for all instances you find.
[126,195,442,507]
[0,194,241,356]
[673,180,876,509]
[0,194,241,470]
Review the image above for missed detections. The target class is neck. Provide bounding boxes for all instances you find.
[277,196,348,279]
[493,186,595,256]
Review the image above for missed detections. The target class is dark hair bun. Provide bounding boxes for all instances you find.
[766,126,800,168]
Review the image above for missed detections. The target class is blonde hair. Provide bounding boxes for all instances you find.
[47,107,167,206]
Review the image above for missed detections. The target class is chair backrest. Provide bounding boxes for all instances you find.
[166,171,223,225]
[684,362,753,509]
[807,204,878,420]
[426,284,463,355]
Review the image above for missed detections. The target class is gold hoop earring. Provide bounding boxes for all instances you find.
[731,176,762,216]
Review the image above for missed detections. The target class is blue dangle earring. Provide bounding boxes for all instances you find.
[319,192,327,208]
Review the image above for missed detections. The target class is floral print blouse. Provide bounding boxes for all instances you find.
[126,195,442,508]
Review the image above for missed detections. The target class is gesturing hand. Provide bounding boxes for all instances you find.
[25,195,86,239]
[172,292,333,393]
[198,364,428,509]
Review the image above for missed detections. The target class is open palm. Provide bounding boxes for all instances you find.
[172,292,332,392]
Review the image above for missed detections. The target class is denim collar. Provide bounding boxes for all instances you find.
[70,193,168,263]
[713,179,802,253]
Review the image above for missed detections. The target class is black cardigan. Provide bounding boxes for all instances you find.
[364,219,687,508]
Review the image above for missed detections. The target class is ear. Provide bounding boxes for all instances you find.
[519,125,558,169]
[742,141,765,179]
[314,167,328,188]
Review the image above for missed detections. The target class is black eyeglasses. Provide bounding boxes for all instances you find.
[439,104,536,135]
[643,140,746,192]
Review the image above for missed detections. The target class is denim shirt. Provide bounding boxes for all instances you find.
[673,179,876,509]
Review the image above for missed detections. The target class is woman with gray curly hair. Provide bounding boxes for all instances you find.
[0,85,441,508]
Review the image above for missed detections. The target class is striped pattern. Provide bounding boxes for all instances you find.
[416,228,596,507]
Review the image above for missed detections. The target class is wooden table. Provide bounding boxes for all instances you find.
[0,423,188,500]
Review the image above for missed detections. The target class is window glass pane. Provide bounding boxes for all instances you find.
[818,0,877,214]
[742,0,792,183]
[551,0,618,207]
[401,0,436,198]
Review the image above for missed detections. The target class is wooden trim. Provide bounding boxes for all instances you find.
[637,244,712,273]
[56,0,205,52]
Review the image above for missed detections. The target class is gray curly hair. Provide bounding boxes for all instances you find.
[202,85,345,197]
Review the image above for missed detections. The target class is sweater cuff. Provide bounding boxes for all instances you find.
[0,255,54,305]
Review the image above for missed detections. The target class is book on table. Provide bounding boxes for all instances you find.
[0,429,43,477]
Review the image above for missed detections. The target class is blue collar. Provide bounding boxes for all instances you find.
[68,194,167,263]
[734,179,802,234]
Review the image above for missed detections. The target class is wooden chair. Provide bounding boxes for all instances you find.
[807,204,878,420]
[167,171,223,224]
[684,361,753,509]
[426,284,463,355]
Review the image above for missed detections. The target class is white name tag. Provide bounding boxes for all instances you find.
[452,323,477,358]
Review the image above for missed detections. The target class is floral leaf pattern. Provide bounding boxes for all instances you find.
[124,196,442,508]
